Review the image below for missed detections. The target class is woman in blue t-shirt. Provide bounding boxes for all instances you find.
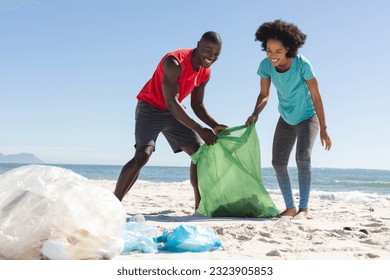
[245,20,332,218]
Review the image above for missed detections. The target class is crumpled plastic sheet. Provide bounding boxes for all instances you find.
[0,165,126,260]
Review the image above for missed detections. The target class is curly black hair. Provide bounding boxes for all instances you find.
[255,19,307,58]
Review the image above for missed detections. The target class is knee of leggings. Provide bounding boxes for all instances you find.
[296,158,311,169]
[272,160,287,169]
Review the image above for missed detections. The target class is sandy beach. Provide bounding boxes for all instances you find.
[102,179,390,260]
[1,165,390,279]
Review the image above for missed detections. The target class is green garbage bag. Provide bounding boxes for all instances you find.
[191,124,279,218]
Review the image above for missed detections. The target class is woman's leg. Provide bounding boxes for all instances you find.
[272,117,298,212]
[295,115,320,210]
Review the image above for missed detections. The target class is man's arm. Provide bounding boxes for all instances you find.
[191,81,226,134]
[162,56,220,144]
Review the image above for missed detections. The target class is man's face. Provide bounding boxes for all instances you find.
[197,40,222,68]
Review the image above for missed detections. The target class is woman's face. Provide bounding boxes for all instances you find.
[265,39,289,68]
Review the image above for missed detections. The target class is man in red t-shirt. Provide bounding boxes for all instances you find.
[114,31,227,210]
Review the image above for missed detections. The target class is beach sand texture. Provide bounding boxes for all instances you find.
[106,180,390,260]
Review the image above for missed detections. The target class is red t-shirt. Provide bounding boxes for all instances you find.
[136,48,211,110]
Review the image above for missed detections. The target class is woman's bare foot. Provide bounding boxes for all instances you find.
[294,208,308,219]
[280,207,297,217]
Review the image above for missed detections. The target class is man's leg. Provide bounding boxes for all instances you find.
[114,145,154,201]
[116,100,161,201]
[190,162,201,210]
[181,144,201,210]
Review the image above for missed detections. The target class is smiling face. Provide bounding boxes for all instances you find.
[193,39,222,69]
[265,39,291,71]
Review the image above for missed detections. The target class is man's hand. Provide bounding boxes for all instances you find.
[197,127,219,145]
[213,124,228,134]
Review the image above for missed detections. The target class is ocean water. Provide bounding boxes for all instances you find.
[1,163,390,197]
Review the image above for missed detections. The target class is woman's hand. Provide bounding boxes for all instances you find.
[245,114,258,126]
[320,129,332,151]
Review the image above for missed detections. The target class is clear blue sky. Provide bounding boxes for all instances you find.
[1,0,390,170]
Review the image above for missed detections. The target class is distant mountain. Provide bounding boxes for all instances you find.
[0,153,45,164]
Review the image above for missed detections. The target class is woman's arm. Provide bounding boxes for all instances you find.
[306,77,332,151]
[245,77,271,126]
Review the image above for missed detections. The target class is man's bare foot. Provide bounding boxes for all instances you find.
[294,208,308,219]
[280,207,297,217]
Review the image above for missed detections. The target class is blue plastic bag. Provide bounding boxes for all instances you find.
[121,221,158,254]
[158,225,222,253]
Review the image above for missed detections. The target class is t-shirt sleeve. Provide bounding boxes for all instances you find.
[257,59,270,78]
[301,59,315,80]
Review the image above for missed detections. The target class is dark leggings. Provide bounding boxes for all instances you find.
[272,115,319,209]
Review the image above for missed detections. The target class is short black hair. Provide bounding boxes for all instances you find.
[200,31,222,45]
[255,19,306,58]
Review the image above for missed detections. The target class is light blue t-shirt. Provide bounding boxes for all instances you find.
[257,54,316,125]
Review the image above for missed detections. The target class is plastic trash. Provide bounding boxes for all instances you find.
[121,219,159,254]
[0,165,126,260]
[273,216,292,229]
[41,237,74,260]
[191,124,279,218]
[158,225,222,253]
[127,213,146,223]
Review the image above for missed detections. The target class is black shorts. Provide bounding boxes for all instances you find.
[134,101,202,153]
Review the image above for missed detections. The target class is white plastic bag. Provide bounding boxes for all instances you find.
[0,165,126,259]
